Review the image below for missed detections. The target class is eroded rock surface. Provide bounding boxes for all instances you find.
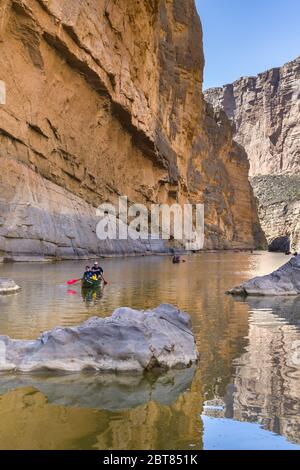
[228,255,300,296]
[251,175,300,252]
[205,57,300,177]
[0,0,264,260]
[0,304,198,372]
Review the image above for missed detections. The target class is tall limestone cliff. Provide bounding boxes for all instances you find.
[205,57,300,251]
[0,0,264,261]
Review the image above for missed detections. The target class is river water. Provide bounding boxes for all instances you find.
[0,252,299,450]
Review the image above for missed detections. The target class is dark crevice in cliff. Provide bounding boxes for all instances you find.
[62,22,116,89]
[111,102,157,161]
[154,128,180,183]
[11,0,44,70]
[104,9,122,39]
[0,128,26,147]
[28,123,49,139]
[43,32,108,95]
[35,0,55,18]
[46,119,61,141]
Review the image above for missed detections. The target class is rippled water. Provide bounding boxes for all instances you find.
[0,252,299,450]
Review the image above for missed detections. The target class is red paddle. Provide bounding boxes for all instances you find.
[67,278,82,285]
[67,277,109,286]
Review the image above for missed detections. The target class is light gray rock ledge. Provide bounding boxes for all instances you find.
[0,304,198,373]
[0,278,21,295]
[227,255,300,296]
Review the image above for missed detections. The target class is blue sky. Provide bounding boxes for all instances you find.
[196,0,300,89]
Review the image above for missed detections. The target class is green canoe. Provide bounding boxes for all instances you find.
[81,278,102,289]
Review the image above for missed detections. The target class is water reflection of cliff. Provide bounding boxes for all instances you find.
[0,368,203,450]
[220,297,300,445]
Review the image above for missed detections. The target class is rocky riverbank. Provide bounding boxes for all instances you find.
[227,255,300,296]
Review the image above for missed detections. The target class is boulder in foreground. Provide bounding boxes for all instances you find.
[0,278,21,295]
[0,304,198,373]
[227,255,300,296]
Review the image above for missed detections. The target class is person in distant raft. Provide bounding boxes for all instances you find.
[172,255,186,264]
[92,262,104,280]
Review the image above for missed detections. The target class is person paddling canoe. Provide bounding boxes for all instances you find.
[92,262,104,279]
[92,262,108,285]
[67,263,108,286]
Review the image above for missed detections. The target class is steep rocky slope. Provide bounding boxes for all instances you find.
[0,0,264,261]
[251,175,300,252]
[205,57,300,251]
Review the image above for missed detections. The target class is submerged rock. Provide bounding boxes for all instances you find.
[227,255,300,296]
[0,278,21,295]
[0,304,198,373]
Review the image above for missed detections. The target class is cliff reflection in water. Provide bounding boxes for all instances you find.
[209,297,300,445]
[0,368,203,450]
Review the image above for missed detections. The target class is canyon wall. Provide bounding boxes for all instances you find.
[205,57,300,251]
[0,0,264,261]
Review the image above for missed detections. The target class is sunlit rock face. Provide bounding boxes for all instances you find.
[205,57,300,252]
[251,175,300,252]
[205,57,300,177]
[0,0,264,260]
[0,304,198,373]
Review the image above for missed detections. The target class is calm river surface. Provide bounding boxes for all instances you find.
[0,252,299,450]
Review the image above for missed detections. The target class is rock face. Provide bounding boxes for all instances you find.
[0,278,21,295]
[251,175,300,252]
[205,56,300,251]
[228,255,300,296]
[0,304,198,372]
[0,0,264,260]
[204,57,300,177]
